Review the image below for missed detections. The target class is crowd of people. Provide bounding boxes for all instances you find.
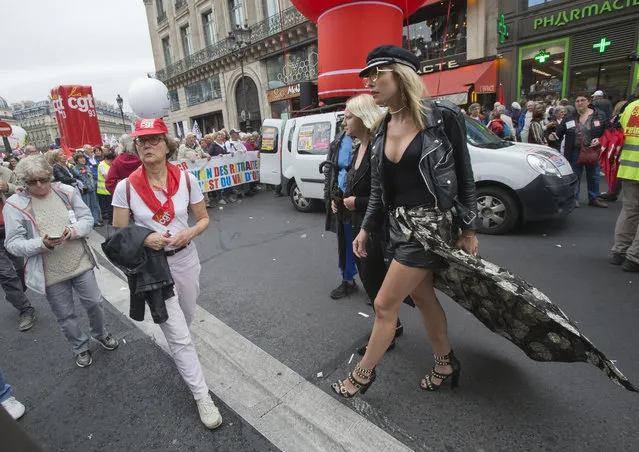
[464,83,639,210]
[2,46,639,436]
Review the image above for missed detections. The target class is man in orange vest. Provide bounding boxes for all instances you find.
[0,165,36,330]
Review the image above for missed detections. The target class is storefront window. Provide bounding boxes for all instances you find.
[404,0,467,61]
[265,46,316,90]
[570,61,632,105]
[518,39,567,102]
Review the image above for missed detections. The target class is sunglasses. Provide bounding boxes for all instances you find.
[362,67,394,87]
[135,136,164,147]
[26,177,51,185]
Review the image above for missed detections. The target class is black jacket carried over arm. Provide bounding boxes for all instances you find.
[344,142,372,230]
[361,99,478,234]
[555,107,608,164]
[102,226,174,324]
[322,131,347,234]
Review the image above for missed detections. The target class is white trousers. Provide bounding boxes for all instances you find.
[160,242,209,400]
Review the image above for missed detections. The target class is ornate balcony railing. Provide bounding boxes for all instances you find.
[156,6,310,82]
[157,11,167,24]
[250,7,307,43]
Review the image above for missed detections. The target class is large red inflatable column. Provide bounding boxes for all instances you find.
[291,0,423,102]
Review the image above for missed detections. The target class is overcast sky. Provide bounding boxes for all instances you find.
[0,0,155,111]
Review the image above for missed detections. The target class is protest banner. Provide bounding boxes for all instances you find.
[173,151,260,193]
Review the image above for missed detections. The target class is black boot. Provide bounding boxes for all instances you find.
[330,280,358,299]
[622,259,639,272]
[611,252,626,266]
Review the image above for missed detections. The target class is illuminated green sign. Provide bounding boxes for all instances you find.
[593,37,611,53]
[534,49,551,63]
[533,0,639,30]
[497,14,509,44]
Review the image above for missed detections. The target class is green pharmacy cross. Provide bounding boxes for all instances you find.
[534,49,551,64]
[497,14,508,44]
[593,38,611,53]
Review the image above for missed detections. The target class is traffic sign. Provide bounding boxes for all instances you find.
[0,121,12,137]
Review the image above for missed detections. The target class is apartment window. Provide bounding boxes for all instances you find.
[262,0,279,18]
[202,10,216,47]
[185,75,222,107]
[180,24,194,57]
[156,0,165,16]
[525,0,558,8]
[169,90,180,111]
[162,37,172,66]
[229,0,244,28]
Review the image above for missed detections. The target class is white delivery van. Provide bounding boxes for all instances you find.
[259,112,577,235]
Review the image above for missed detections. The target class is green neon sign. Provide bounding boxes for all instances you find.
[593,37,611,53]
[533,1,639,30]
[534,49,551,63]
[498,14,509,44]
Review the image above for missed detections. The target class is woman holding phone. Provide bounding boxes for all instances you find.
[3,155,118,369]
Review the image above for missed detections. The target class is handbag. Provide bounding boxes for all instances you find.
[576,117,600,166]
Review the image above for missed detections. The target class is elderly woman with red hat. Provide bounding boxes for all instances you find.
[111,118,222,429]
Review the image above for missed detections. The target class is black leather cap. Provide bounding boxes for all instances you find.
[359,44,420,77]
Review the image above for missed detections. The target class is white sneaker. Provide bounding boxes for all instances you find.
[196,395,222,429]
[1,396,26,420]
[218,199,227,205]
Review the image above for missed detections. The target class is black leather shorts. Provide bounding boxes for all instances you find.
[388,213,444,270]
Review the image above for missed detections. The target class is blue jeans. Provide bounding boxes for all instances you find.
[340,224,358,281]
[570,152,601,202]
[0,366,12,403]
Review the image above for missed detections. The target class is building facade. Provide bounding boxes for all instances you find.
[498,0,639,106]
[0,96,17,126]
[145,0,317,136]
[10,99,133,150]
[144,0,499,136]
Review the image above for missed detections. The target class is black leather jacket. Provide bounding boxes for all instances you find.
[361,100,478,233]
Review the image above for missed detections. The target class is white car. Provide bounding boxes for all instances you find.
[259,113,577,235]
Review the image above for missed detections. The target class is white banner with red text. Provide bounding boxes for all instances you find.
[172,151,260,193]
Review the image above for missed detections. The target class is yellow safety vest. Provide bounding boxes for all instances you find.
[96,160,111,195]
[619,99,639,182]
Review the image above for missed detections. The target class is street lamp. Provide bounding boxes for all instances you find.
[228,23,252,132]
[115,94,127,133]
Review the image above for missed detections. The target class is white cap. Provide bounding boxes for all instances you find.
[593,90,604,97]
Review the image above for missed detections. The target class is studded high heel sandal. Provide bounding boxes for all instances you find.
[332,364,377,398]
[420,350,461,391]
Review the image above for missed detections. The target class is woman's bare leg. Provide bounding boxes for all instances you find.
[409,273,453,385]
[339,260,428,393]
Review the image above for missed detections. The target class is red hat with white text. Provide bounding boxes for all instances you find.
[130,118,169,137]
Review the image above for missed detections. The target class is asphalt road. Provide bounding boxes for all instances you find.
[1,186,638,451]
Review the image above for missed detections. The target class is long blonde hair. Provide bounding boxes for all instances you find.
[392,63,429,130]
[345,94,384,133]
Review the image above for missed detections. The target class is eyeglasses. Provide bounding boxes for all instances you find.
[362,67,394,87]
[26,177,50,185]
[135,136,163,147]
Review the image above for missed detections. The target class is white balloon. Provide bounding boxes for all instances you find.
[127,78,170,119]
[8,125,28,150]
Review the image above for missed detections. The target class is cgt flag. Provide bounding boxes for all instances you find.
[51,85,102,157]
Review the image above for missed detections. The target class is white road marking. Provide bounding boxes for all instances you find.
[88,232,413,452]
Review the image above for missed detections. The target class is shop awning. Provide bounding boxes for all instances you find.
[421,60,498,104]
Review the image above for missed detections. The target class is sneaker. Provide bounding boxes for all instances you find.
[196,395,222,429]
[611,253,626,266]
[1,396,26,420]
[622,259,639,273]
[330,280,358,299]
[18,308,36,332]
[218,199,227,205]
[599,192,618,202]
[96,333,119,351]
[76,350,93,368]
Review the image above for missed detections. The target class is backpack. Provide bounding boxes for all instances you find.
[488,119,505,138]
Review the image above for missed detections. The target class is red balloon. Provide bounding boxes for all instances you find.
[291,0,424,22]
[290,0,426,100]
